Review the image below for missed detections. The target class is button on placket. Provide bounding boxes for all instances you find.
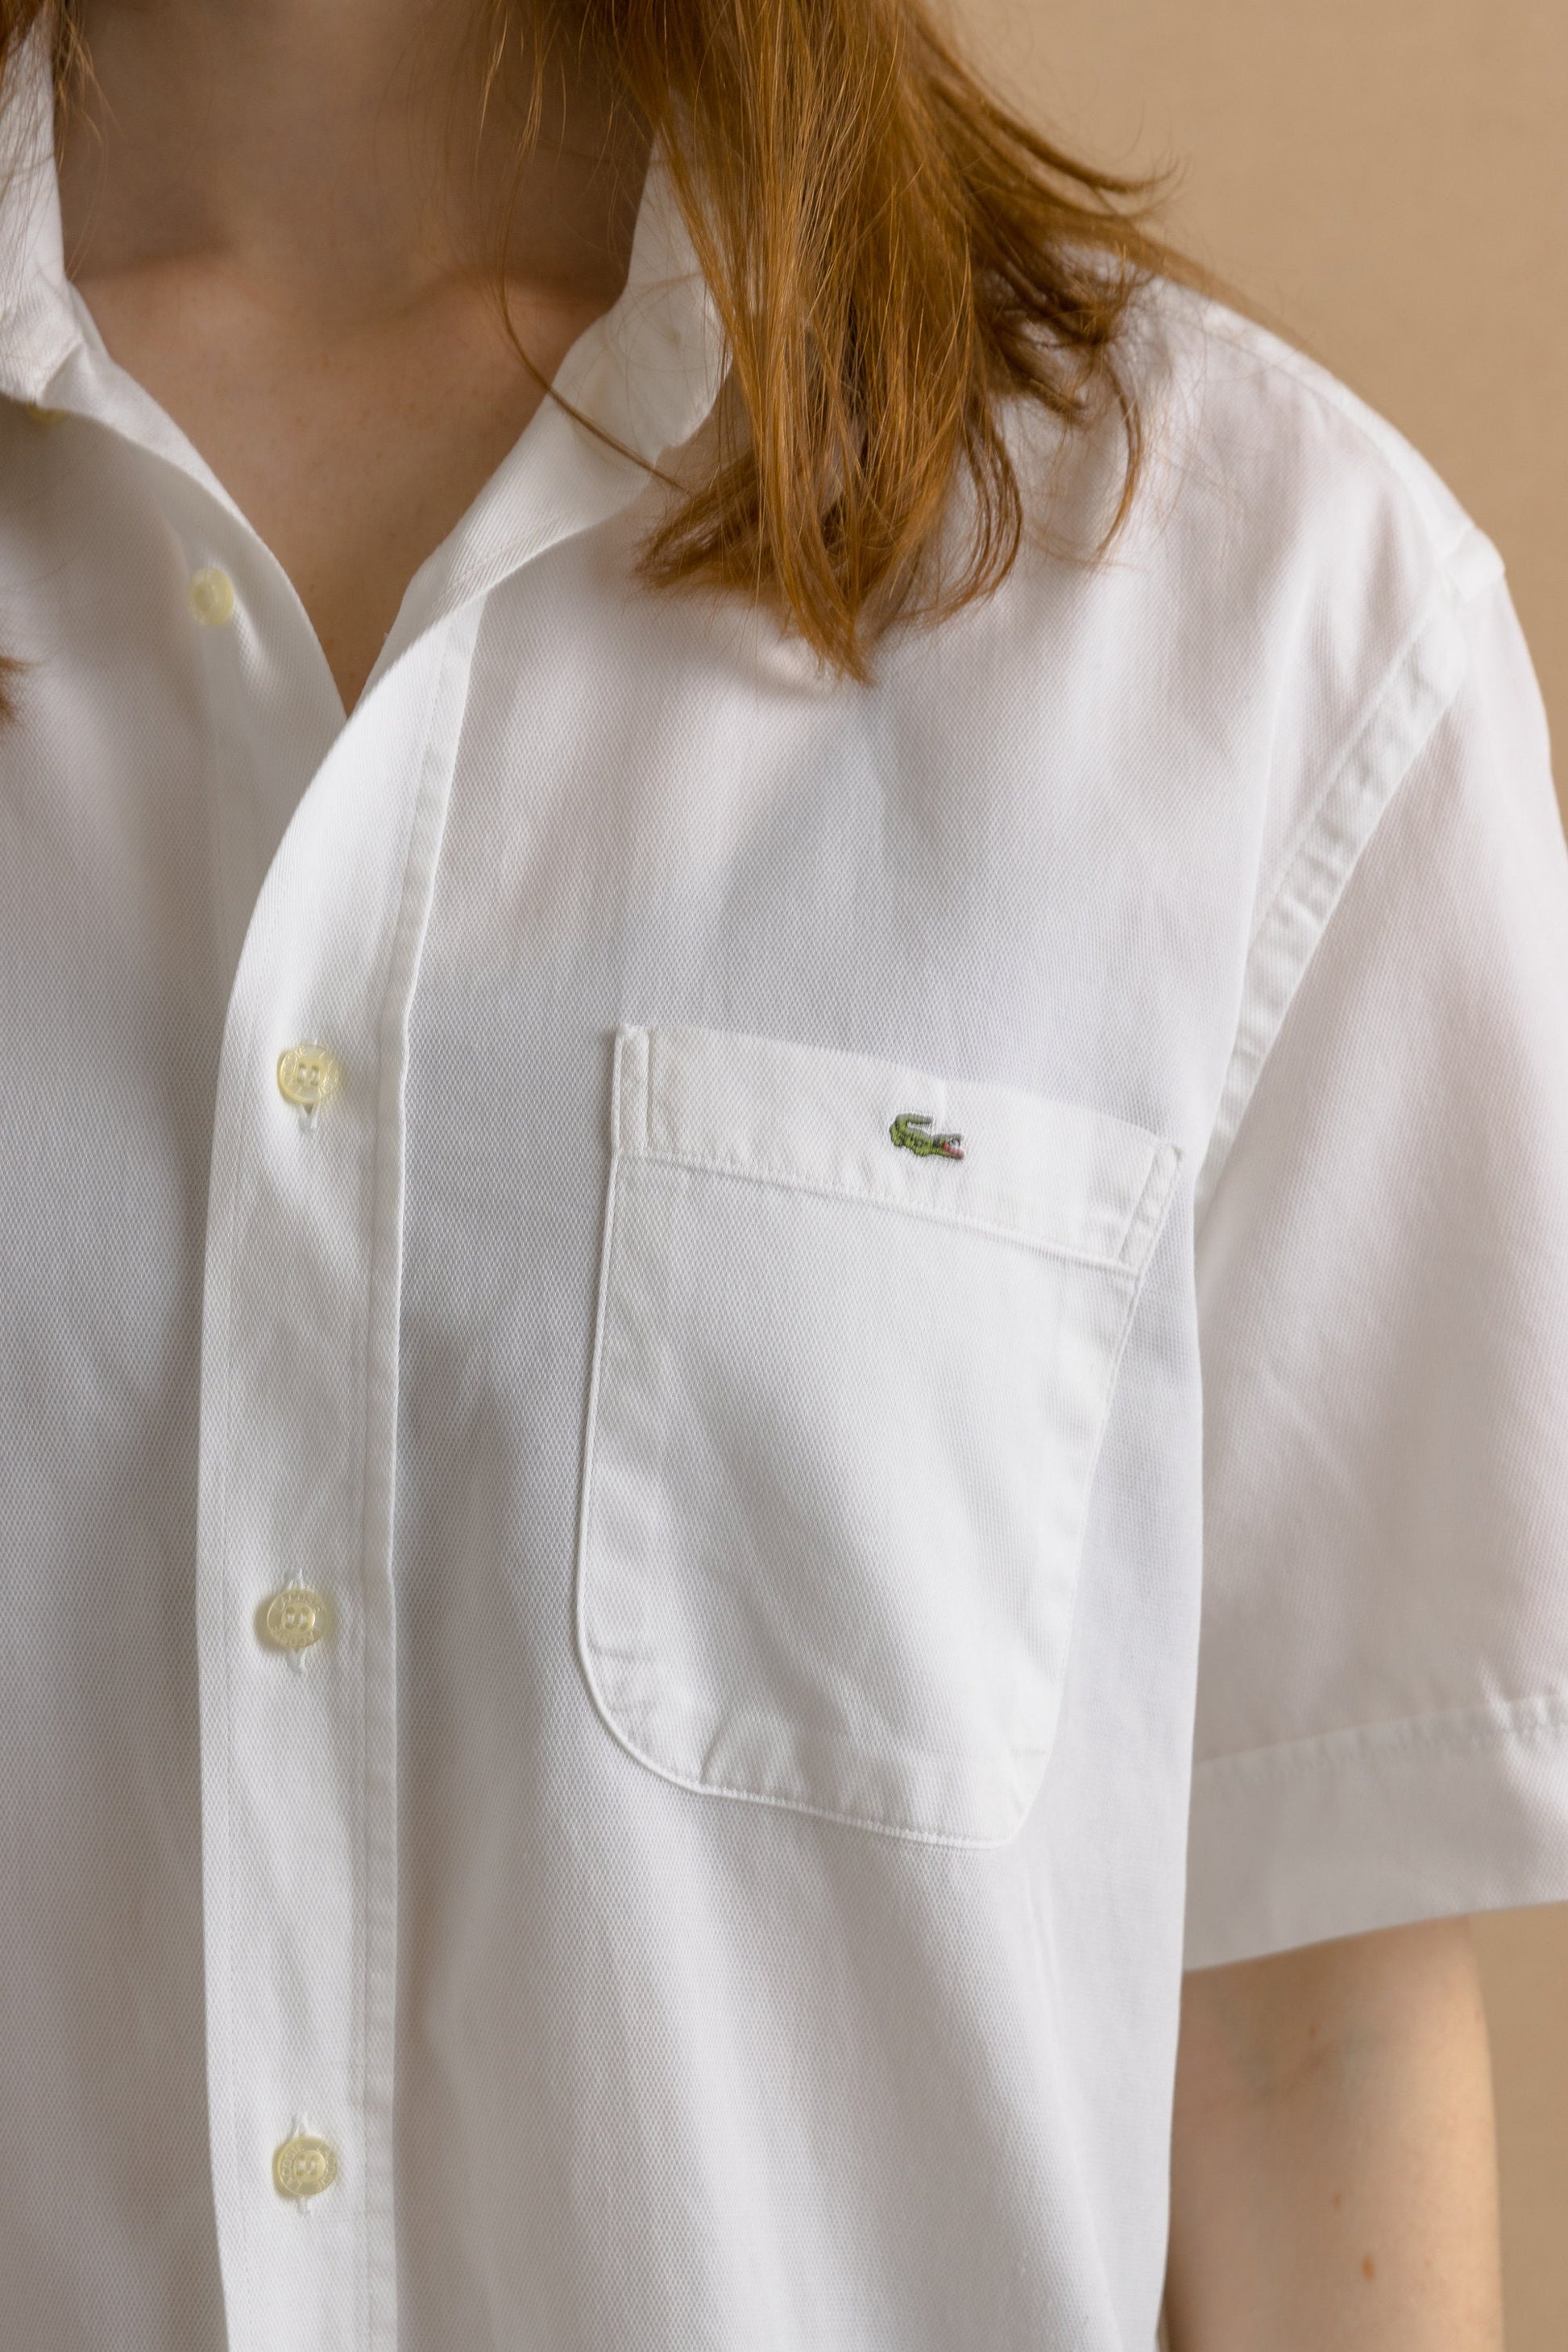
[276,1040,342,1121]
[258,1581,332,1664]
[189,563,237,628]
[273,2129,340,2202]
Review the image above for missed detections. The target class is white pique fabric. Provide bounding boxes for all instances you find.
[2,23,1568,2350]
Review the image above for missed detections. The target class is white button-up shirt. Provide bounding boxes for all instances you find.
[3,30,1567,2351]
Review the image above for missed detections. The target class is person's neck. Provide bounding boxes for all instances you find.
[57,0,646,326]
[48,0,654,714]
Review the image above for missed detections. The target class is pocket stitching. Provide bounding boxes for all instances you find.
[616,1143,1147,1279]
[1117,1139,1183,1271]
[575,1155,1056,1851]
[624,1021,1180,1269]
[578,1031,1181,1851]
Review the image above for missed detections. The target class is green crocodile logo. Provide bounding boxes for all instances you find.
[890,1111,964,1162]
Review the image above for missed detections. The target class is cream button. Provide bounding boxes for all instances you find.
[259,1585,330,1653]
[188,565,236,626]
[276,1042,342,1111]
[272,2134,338,2200]
[23,401,66,429]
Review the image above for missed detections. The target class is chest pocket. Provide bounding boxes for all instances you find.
[575,1024,1180,1847]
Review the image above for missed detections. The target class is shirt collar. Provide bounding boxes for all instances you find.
[0,16,727,466]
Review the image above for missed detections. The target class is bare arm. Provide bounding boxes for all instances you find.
[1165,1919,1504,2351]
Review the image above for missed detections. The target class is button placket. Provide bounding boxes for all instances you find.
[263,1057,343,1672]
[194,607,483,2352]
[176,523,273,1000]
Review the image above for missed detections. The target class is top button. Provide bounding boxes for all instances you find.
[276,1043,342,1111]
[188,566,236,627]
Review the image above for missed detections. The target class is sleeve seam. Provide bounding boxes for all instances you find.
[1193,575,1479,1230]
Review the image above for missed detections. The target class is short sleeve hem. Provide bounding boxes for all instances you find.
[1184,1694,1568,1969]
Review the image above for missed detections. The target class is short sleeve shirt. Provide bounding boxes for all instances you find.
[2,29,1567,2352]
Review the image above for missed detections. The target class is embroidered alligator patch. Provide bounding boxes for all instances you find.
[890,1111,964,1162]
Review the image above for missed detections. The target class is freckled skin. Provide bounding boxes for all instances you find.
[1167,1919,1502,2350]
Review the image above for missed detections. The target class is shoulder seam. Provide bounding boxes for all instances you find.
[1152,287,1506,599]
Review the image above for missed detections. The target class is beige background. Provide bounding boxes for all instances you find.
[949,0,1568,2338]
